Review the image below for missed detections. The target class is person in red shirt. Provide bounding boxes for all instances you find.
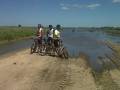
[36,24,44,44]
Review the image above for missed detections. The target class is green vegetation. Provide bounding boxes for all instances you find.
[0,26,35,44]
[101,27,120,35]
[104,29,120,35]
[101,27,120,30]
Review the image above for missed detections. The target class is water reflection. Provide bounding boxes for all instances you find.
[62,29,120,71]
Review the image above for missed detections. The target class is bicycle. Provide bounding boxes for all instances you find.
[30,37,39,54]
[30,37,69,59]
[38,38,46,56]
[53,39,69,59]
[30,37,46,56]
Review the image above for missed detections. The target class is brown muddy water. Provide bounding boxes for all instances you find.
[0,28,120,72]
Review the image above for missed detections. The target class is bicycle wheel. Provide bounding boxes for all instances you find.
[38,44,46,56]
[41,44,46,56]
[30,42,36,54]
[56,46,64,58]
[62,47,69,59]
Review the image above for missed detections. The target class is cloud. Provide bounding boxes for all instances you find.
[60,3,65,6]
[60,3,69,10]
[60,3,101,10]
[112,0,120,3]
[61,6,69,10]
[72,4,82,8]
[87,4,101,9]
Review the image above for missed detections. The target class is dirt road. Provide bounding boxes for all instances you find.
[0,49,97,90]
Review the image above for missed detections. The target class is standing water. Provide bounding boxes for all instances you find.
[62,28,120,71]
[0,39,32,55]
[0,28,120,71]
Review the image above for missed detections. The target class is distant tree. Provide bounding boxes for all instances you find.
[18,24,22,28]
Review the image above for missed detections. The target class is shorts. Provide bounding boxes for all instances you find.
[54,39,60,48]
[38,37,42,44]
[47,37,53,45]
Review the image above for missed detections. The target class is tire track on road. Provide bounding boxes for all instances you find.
[31,58,72,90]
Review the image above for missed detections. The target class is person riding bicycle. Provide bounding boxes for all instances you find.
[47,25,54,46]
[53,24,61,48]
[36,24,44,45]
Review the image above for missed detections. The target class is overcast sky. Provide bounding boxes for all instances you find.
[0,0,120,27]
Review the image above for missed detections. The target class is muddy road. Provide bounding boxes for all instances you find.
[0,49,97,90]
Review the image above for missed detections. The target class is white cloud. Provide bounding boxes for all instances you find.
[113,0,120,3]
[87,4,101,9]
[60,3,70,10]
[61,6,69,10]
[60,3,101,10]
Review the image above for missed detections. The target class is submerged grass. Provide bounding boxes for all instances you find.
[103,29,120,35]
[105,41,120,57]
[91,41,120,90]
[92,70,120,90]
[0,26,35,44]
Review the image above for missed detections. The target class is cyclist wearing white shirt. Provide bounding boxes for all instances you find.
[47,25,54,45]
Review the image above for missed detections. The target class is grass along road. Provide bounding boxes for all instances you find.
[0,26,35,44]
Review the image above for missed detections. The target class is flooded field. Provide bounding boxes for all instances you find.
[0,28,120,71]
[0,39,32,55]
[62,29,120,71]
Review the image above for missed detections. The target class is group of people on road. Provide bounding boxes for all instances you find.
[36,24,61,48]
